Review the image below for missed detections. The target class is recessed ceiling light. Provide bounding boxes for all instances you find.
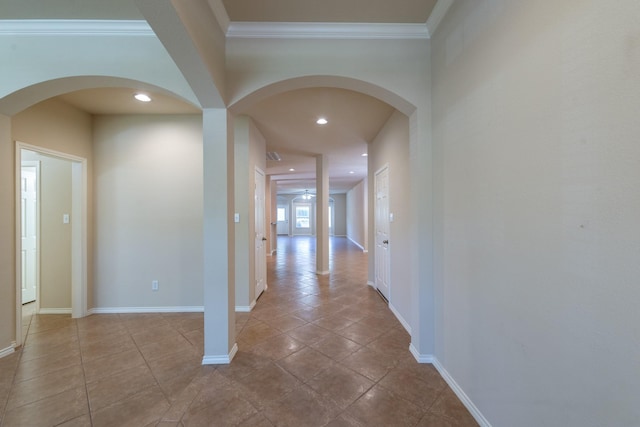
[289,168,295,172]
[134,93,151,102]
[361,153,368,157]
[349,171,355,174]
[316,118,328,125]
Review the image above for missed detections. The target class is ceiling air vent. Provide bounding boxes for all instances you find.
[266,152,282,161]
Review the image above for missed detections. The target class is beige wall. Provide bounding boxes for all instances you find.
[12,99,93,312]
[432,1,640,425]
[21,150,73,310]
[369,110,411,328]
[331,194,347,236]
[346,179,367,250]
[92,114,203,309]
[0,114,14,352]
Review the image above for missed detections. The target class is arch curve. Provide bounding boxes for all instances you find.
[0,76,201,116]
[229,75,417,117]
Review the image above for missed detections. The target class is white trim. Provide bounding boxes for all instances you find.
[425,0,455,37]
[38,308,71,315]
[367,281,375,288]
[389,303,411,334]
[235,300,256,312]
[89,306,204,314]
[16,142,89,350]
[432,357,493,427]
[206,0,230,34]
[316,270,330,275]
[0,19,154,36]
[347,236,367,252]
[227,22,429,40]
[202,343,238,365]
[409,344,434,364]
[0,343,16,359]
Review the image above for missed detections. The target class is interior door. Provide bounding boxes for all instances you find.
[21,162,39,304]
[255,168,267,297]
[276,205,289,235]
[375,166,390,301]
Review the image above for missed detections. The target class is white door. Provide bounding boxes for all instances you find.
[375,166,390,301]
[255,168,267,297]
[328,201,334,236]
[276,205,289,235]
[21,162,39,304]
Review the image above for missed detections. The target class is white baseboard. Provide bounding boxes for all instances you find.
[38,308,71,315]
[347,236,367,252]
[409,344,434,363]
[235,300,256,312]
[202,343,238,365]
[389,303,412,334]
[408,348,492,427]
[0,342,16,359]
[316,270,330,275]
[431,357,492,427]
[89,306,204,314]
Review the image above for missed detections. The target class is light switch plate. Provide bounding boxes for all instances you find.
[234,213,240,223]
[63,214,70,224]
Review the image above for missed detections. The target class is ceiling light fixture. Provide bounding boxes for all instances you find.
[361,153,368,157]
[316,118,328,125]
[289,168,295,172]
[134,93,151,102]
[302,189,314,200]
[349,171,355,174]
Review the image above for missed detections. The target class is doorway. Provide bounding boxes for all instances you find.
[15,142,88,348]
[374,165,390,301]
[255,167,267,298]
[21,161,39,306]
[276,205,289,235]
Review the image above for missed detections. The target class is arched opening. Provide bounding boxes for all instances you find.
[230,75,419,348]
[4,76,203,349]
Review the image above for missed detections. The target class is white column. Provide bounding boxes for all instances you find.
[202,108,237,364]
[409,106,435,362]
[316,154,330,275]
[0,114,17,352]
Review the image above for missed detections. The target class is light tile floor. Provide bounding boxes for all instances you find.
[0,236,478,426]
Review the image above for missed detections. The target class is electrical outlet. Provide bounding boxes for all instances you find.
[152,280,159,291]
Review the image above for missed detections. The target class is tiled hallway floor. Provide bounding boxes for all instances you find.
[0,236,478,426]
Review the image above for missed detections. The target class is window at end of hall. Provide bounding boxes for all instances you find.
[296,206,310,228]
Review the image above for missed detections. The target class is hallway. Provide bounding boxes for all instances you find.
[0,236,477,426]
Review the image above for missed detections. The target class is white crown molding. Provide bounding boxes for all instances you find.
[0,19,154,36]
[226,22,430,40]
[207,0,230,34]
[426,0,455,37]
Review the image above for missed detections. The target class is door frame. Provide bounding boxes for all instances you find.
[15,142,88,347]
[20,160,40,309]
[276,204,289,235]
[254,167,267,298]
[374,164,391,301]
